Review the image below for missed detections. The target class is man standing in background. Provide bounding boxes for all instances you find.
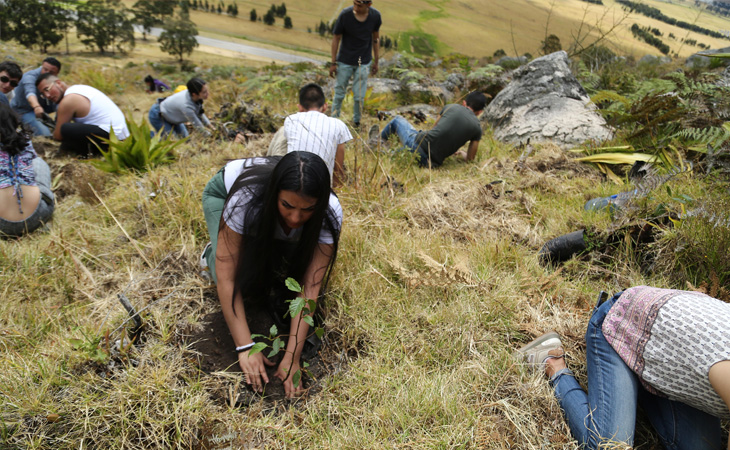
[329,0,381,129]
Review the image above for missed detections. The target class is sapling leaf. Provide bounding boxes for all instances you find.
[303,361,309,368]
[267,337,284,358]
[303,316,314,327]
[250,333,264,339]
[248,342,267,356]
[307,299,317,311]
[292,369,302,388]
[315,327,324,339]
[285,277,302,293]
[269,325,278,336]
[288,296,307,318]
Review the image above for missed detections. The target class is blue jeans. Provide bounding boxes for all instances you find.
[148,102,188,138]
[381,116,429,166]
[552,293,722,449]
[331,61,370,124]
[20,110,51,137]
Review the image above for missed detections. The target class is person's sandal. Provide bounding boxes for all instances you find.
[514,331,564,371]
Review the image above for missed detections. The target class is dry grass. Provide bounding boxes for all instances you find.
[1,39,728,449]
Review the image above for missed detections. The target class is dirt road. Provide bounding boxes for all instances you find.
[139,26,326,65]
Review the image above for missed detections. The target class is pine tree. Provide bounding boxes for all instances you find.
[284,16,292,29]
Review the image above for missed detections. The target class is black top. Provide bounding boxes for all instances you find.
[333,6,382,66]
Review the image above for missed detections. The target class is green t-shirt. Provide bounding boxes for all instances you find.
[416,104,482,167]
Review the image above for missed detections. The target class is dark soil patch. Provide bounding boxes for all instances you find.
[188,303,343,405]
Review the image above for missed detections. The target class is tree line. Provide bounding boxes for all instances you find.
[618,0,730,41]
[249,3,293,29]
[630,23,670,55]
[0,0,200,62]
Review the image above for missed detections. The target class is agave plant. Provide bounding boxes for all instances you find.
[92,116,186,174]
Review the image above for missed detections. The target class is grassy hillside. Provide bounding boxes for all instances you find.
[122,0,730,61]
[1,32,729,448]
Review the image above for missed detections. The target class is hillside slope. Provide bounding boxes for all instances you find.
[167,0,730,60]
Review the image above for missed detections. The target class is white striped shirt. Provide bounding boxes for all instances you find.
[284,111,352,176]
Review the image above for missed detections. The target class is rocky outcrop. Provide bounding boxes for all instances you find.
[495,55,528,69]
[360,78,453,102]
[686,46,730,68]
[639,54,671,65]
[483,51,612,148]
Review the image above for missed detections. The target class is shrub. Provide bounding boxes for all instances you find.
[92,117,185,174]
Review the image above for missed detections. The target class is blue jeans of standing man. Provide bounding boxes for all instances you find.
[331,61,370,125]
[148,102,188,138]
[551,292,722,449]
[20,111,52,137]
[380,115,429,166]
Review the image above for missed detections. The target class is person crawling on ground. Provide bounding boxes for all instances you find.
[371,90,487,168]
[200,151,341,397]
[148,77,215,139]
[144,75,170,94]
[516,286,730,450]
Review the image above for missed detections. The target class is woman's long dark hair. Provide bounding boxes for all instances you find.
[223,151,340,309]
[0,103,30,157]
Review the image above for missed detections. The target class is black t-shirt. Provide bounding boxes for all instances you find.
[333,6,382,66]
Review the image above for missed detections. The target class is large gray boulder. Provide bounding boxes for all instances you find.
[483,51,612,148]
[686,46,730,68]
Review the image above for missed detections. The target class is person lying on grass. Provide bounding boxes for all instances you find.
[516,286,730,450]
[200,151,341,397]
[0,102,54,237]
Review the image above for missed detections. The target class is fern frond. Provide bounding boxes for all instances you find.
[671,123,730,153]
[591,90,631,109]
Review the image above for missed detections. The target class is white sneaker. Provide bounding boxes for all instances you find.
[514,331,564,371]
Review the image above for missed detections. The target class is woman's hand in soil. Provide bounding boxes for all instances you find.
[276,358,304,398]
[239,351,274,392]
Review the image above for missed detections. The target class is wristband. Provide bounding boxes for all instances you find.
[235,343,254,353]
[34,105,42,110]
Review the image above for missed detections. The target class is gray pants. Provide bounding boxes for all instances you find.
[0,158,55,237]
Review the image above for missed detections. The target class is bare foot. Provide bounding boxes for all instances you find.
[544,348,566,378]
